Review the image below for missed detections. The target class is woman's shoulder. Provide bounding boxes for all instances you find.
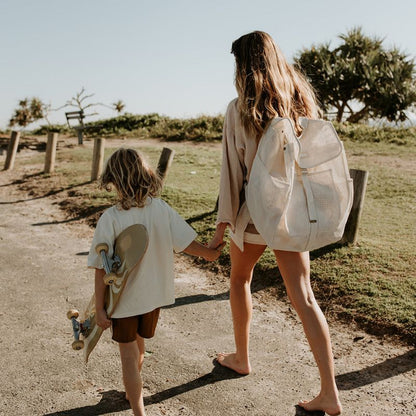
[224,98,241,129]
[226,98,239,115]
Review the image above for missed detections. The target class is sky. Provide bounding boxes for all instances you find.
[1,0,416,129]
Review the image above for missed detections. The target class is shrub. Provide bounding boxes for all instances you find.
[151,115,224,141]
[33,124,70,135]
[334,122,416,145]
[83,113,166,136]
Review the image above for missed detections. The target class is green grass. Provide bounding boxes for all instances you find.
[11,129,416,345]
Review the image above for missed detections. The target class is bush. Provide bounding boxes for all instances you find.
[32,113,224,142]
[83,113,166,136]
[150,115,224,142]
[334,122,416,145]
[31,111,415,146]
[33,124,70,135]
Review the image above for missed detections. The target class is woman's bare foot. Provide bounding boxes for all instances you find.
[216,353,251,375]
[298,393,342,416]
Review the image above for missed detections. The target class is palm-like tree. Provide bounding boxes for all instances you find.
[112,100,126,114]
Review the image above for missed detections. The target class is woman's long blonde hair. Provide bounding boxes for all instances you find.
[100,148,162,210]
[231,31,320,138]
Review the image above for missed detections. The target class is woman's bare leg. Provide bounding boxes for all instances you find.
[217,240,266,374]
[119,341,146,416]
[274,250,342,415]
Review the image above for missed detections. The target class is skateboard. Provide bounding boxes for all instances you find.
[67,224,149,362]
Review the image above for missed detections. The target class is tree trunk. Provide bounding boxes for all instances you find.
[347,106,370,123]
[336,103,345,122]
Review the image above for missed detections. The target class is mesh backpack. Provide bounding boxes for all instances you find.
[246,117,353,252]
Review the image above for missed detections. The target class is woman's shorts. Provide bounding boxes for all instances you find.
[112,308,160,343]
[243,231,266,245]
[242,222,267,245]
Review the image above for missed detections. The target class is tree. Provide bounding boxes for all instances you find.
[295,27,416,123]
[60,87,100,116]
[112,100,126,114]
[60,88,126,116]
[9,97,46,128]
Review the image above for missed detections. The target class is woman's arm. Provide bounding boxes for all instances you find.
[208,222,228,249]
[216,100,245,230]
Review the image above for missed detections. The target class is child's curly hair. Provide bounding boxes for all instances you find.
[100,148,162,209]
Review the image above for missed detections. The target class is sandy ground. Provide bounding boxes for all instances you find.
[0,159,415,416]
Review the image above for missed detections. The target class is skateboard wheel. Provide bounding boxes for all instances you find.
[72,340,84,350]
[104,273,116,286]
[67,309,79,320]
[95,243,109,255]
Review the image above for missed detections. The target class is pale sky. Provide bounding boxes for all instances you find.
[1,0,415,129]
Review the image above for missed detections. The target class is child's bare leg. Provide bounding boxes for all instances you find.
[136,335,145,372]
[126,335,146,401]
[119,341,146,416]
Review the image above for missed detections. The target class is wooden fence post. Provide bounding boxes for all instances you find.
[91,138,105,181]
[4,131,20,171]
[44,132,58,173]
[340,168,369,245]
[76,127,84,145]
[157,147,175,181]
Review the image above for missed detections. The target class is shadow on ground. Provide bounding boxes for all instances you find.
[43,361,245,416]
[336,349,416,390]
[43,389,129,416]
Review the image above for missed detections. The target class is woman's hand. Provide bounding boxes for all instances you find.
[208,222,228,249]
[204,241,226,261]
[96,308,111,330]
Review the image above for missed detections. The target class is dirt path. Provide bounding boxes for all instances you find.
[0,165,415,416]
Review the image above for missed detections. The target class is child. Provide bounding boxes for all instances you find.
[87,148,223,416]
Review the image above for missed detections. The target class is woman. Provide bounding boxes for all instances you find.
[209,31,342,415]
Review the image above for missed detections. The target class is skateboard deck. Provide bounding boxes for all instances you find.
[67,224,148,362]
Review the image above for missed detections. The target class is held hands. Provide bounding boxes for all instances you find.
[96,308,111,330]
[203,241,226,262]
[208,234,224,251]
[207,222,227,251]
[201,222,228,261]
[183,239,226,261]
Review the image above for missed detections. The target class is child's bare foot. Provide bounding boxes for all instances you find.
[298,393,342,416]
[216,353,251,375]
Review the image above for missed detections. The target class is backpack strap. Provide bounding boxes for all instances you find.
[300,167,318,245]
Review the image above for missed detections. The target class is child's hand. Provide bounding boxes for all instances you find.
[204,241,226,261]
[183,240,225,261]
[96,308,111,330]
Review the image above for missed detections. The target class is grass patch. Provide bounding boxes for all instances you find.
[10,130,416,345]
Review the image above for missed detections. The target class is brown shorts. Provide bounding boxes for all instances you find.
[112,308,160,343]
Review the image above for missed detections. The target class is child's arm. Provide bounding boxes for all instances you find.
[95,268,112,330]
[183,240,225,261]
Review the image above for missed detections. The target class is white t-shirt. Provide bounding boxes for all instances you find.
[87,198,197,318]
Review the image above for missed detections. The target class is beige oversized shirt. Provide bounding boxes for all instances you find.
[216,98,261,250]
[87,198,197,318]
